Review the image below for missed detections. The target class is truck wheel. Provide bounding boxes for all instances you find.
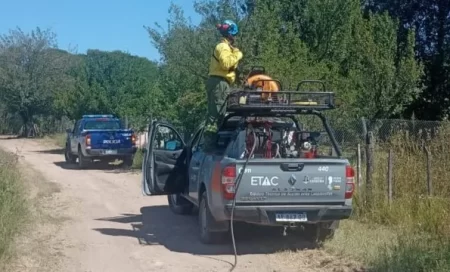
[198,191,227,244]
[65,144,76,164]
[168,194,194,215]
[304,223,335,245]
[78,148,89,169]
[122,156,134,168]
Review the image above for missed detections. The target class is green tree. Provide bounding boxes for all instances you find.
[365,0,450,120]
[0,27,72,136]
[60,50,164,131]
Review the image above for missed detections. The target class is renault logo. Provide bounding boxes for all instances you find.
[288,174,297,186]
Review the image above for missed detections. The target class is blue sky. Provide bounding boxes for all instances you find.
[0,0,201,62]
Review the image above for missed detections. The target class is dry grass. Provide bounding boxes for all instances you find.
[132,148,144,169]
[325,220,398,263]
[323,124,450,271]
[43,133,66,148]
[359,124,450,235]
[0,149,29,269]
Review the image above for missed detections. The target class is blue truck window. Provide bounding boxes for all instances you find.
[84,120,121,130]
[154,125,182,151]
[165,140,181,151]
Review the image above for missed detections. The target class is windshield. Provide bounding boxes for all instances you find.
[84,120,121,130]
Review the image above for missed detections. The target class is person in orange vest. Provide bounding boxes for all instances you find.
[204,20,243,149]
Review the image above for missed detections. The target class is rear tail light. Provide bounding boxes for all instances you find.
[85,134,91,147]
[131,133,136,146]
[345,165,355,199]
[221,165,236,200]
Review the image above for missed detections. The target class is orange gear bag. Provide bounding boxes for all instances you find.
[246,74,280,100]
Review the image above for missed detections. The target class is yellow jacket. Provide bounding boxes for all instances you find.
[208,39,243,84]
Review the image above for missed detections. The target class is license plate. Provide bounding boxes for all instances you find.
[275,213,307,222]
[105,150,117,155]
[103,139,121,144]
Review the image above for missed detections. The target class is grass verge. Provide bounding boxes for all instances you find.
[322,125,450,271]
[43,133,66,148]
[131,148,144,169]
[0,149,28,269]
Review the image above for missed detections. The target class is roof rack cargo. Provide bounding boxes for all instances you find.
[225,80,335,114]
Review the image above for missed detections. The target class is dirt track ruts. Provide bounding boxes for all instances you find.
[0,138,360,272]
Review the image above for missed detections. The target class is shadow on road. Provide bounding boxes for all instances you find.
[34,148,65,155]
[52,161,136,174]
[93,205,315,256]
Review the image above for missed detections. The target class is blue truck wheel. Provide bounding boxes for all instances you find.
[78,148,89,169]
[122,156,133,167]
[65,144,76,164]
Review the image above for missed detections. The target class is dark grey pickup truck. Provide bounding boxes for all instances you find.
[141,86,355,244]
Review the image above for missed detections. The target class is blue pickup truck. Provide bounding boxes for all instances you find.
[64,115,137,169]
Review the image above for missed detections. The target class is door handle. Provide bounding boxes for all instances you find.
[280,163,305,172]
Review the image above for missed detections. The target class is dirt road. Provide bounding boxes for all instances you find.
[0,138,360,272]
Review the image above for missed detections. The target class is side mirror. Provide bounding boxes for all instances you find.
[141,147,147,153]
[66,128,72,134]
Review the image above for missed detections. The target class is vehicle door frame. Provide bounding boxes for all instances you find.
[70,120,82,153]
[142,120,186,196]
[187,126,205,201]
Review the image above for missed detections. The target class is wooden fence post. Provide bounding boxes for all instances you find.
[365,131,375,204]
[357,144,362,188]
[425,146,432,196]
[387,149,394,204]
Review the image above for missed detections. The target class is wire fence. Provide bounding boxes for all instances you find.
[2,112,449,200]
[129,117,448,153]
[338,118,450,202]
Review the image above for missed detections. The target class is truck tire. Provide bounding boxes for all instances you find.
[122,156,134,168]
[304,223,335,245]
[65,144,76,164]
[198,191,227,244]
[168,194,194,215]
[78,147,89,169]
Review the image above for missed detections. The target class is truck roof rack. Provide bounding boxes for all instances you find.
[225,90,335,114]
[224,79,335,114]
[82,114,115,118]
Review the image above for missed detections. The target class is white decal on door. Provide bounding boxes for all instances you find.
[327,176,333,190]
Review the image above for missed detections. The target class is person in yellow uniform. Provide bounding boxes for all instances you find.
[204,20,243,150]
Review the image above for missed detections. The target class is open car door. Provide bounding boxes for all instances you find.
[142,121,186,196]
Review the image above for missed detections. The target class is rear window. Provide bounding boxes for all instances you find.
[83,120,121,130]
[225,115,339,159]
